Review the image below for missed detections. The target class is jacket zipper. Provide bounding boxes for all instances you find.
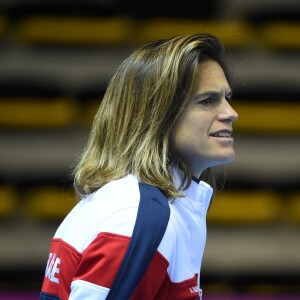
[198,288,202,300]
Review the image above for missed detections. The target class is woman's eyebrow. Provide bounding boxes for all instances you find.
[194,91,221,99]
[193,88,232,100]
[194,91,227,99]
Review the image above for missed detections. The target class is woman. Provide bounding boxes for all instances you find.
[40,33,238,299]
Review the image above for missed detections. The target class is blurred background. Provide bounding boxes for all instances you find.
[0,0,299,299]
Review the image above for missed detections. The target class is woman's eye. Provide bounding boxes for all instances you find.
[199,98,214,106]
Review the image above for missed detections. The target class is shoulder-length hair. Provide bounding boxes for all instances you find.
[74,33,231,199]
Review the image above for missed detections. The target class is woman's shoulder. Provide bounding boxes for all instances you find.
[91,174,141,207]
[53,175,141,250]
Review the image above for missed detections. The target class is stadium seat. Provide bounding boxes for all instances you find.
[0,98,79,128]
[25,186,77,220]
[287,191,300,224]
[207,190,282,224]
[233,102,300,133]
[135,19,254,48]
[260,21,300,50]
[82,99,101,128]
[0,185,17,218]
[13,16,134,45]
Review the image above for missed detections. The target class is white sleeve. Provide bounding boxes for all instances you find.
[70,279,109,300]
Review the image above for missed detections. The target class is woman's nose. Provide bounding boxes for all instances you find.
[228,104,238,122]
[219,101,238,122]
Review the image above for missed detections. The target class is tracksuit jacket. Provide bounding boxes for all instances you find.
[40,173,213,299]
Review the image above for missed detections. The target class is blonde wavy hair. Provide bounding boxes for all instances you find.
[74,33,231,199]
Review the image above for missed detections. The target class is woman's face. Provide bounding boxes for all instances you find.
[171,60,238,178]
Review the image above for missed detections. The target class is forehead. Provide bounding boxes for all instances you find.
[195,60,230,93]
